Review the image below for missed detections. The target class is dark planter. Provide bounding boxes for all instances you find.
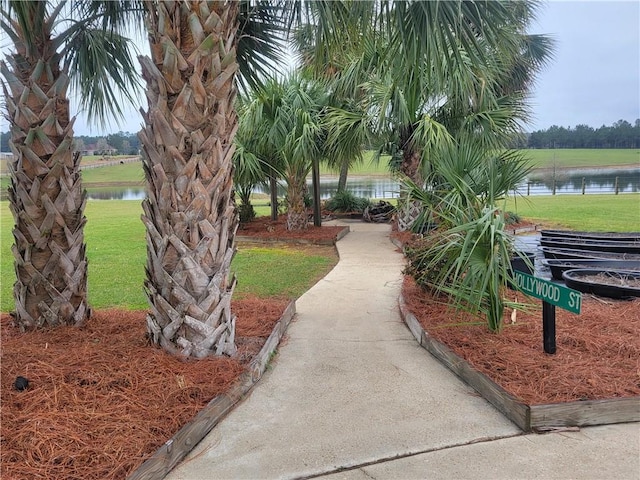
[562,269,640,299]
[541,247,640,261]
[541,229,640,242]
[507,251,536,290]
[539,237,640,254]
[543,259,640,281]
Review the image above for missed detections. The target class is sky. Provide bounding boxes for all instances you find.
[1,1,639,136]
[528,0,640,131]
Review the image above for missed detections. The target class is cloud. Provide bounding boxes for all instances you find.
[529,0,640,130]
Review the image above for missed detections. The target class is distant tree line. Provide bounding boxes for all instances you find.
[527,119,640,149]
[0,131,140,155]
[4,119,639,155]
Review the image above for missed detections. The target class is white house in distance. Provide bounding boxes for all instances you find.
[81,143,118,156]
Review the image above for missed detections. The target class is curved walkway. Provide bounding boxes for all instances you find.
[166,220,639,480]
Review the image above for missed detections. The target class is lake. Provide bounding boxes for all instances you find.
[85,167,640,201]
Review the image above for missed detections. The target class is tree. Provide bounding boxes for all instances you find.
[233,95,270,224]
[0,0,140,329]
[290,1,379,192]
[95,137,109,155]
[238,74,328,231]
[384,2,551,183]
[293,2,552,189]
[138,1,286,357]
[73,138,85,154]
[403,145,532,333]
[121,139,131,155]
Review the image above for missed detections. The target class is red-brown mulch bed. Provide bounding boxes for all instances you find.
[3,217,638,479]
[401,275,640,405]
[237,215,346,242]
[1,296,288,480]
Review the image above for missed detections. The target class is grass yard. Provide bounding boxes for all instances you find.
[0,201,338,313]
[80,161,145,185]
[506,194,640,231]
[524,148,639,170]
[2,149,636,193]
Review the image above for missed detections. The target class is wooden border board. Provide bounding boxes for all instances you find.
[128,301,297,480]
[398,295,639,432]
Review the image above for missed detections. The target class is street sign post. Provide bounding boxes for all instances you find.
[513,271,582,354]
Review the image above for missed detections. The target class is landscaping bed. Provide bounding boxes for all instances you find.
[0,220,344,479]
[2,218,638,479]
[0,298,289,480]
[237,215,348,244]
[400,276,640,405]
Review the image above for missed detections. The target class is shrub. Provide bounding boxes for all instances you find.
[238,203,256,223]
[504,211,522,225]
[325,191,371,213]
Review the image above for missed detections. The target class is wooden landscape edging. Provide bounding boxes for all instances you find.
[398,295,640,432]
[236,225,350,246]
[128,300,297,480]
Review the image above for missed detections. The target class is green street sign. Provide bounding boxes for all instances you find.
[513,271,582,314]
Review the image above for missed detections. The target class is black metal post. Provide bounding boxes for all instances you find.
[542,301,556,354]
[311,157,321,227]
[269,174,278,221]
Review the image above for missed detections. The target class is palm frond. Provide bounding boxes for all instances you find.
[63,27,141,129]
[237,1,288,92]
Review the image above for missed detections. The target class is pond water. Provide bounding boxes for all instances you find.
[85,168,640,200]
[521,167,640,195]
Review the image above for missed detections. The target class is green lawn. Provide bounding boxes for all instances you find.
[505,194,640,231]
[523,149,639,170]
[3,147,635,308]
[2,149,637,192]
[80,161,145,185]
[0,200,337,312]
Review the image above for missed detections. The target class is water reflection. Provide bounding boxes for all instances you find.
[88,188,147,201]
[253,176,400,200]
[85,168,640,200]
[521,168,640,195]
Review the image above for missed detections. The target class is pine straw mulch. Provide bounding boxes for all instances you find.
[4,217,639,478]
[402,275,640,405]
[1,296,289,480]
[237,214,346,242]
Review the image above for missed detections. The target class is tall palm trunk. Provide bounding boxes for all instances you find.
[396,125,424,232]
[286,175,309,231]
[1,22,89,329]
[269,173,279,221]
[139,0,240,358]
[337,159,349,192]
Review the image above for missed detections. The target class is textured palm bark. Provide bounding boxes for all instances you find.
[286,176,309,231]
[139,1,240,358]
[397,125,425,232]
[0,32,90,329]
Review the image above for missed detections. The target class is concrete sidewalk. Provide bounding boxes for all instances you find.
[165,220,639,480]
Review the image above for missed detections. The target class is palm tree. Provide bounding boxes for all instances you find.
[139,1,292,357]
[0,0,140,330]
[239,74,328,231]
[403,144,533,332]
[138,0,553,356]
[139,1,241,357]
[235,82,287,222]
[290,1,380,193]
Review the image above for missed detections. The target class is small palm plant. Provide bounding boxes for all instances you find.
[238,74,328,231]
[404,144,532,332]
